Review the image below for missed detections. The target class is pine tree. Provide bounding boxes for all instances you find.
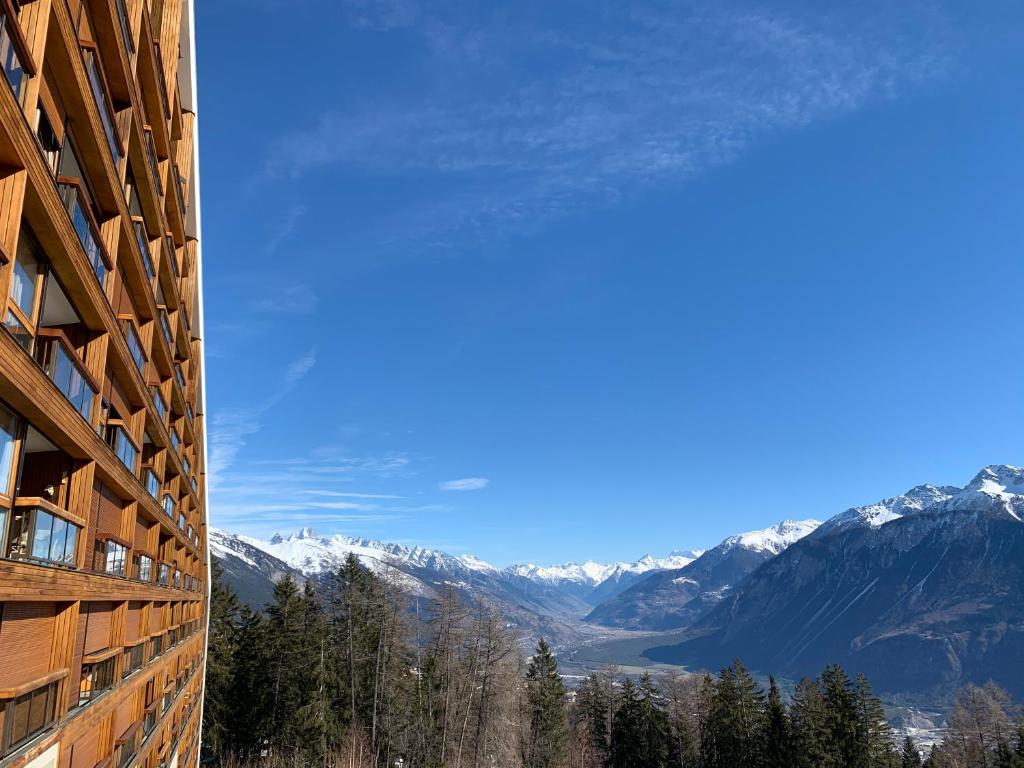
[789,677,829,768]
[524,639,569,768]
[853,672,895,767]
[764,676,792,768]
[264,574,310,754]
[202,560,239,762]
[820,664,859,767]
[611,678,642,768]
[229,604,272,758]
[636,673,672,767]
[901,735,923,768]
[575,673,610,764]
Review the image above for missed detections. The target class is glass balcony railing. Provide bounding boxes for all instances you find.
[165,235,179,277]
[113,0,134,56]
[174,363,185,388]
[151,386,167,422]
[106,424,137,472]
[36,334,96,422]
[134,220,155,279]
[5,501,80,568]
[144,128,162,195]
[122,319,146,374]
[170,428,180,452]
[162,495,174,518]
[144,468,160,499]
[159,310,173,348]
[82,49,120,165]
[58,182,108,288]
[1,12,27,104]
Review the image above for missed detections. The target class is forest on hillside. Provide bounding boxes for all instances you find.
[201,556,1024,768]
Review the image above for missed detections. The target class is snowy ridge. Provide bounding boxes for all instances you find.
[813,464,1024,538]
[719,519,821,554]
[505,549,704,587]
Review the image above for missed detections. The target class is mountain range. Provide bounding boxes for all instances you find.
[210,464,1024,698]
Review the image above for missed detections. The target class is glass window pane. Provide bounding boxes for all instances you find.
[9,248,39,318]
[49,516,68,562]
[31,510,53,560]
[0,403,18,496]
[64,524,78,564]
[27,685,48,734]
[11,693,31,743]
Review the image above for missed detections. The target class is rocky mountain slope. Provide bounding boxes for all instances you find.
[646,465,1024,697]
[585,520,821,630]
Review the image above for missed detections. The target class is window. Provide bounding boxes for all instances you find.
[0,11,28,104]
[122,643,145,679]
[151,386,167,422]
[133,220,155,280]
[159,310,173,347]
[95,539,127,576]
[6,505,80,567]
[133,554,152,582]
[149,633,164,660]
[162,494,174,518]
[2,680,58,754]
[0,403,19,496]
[177,512,185,530]
[78,656,116,705]
[105,423,138,472]
[123,320,146,373]
[170,427,180,452]
[144,468,159,499]
[157,562,170,586]
[35,107,61,174]
[81,47,120,165]
[35,336,96,422]
[5,240,43,351]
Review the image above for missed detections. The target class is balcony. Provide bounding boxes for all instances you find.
[122,643,145,680]
[0,678,60,756]
[165,236,178,278]
[35,332,96,422]
[57,181,109,288]
[5,499,81,568]
[0,14,27,105]
[174,362,185,388]
[122,319,147,374]
[105,422,138,473]
[82,48,121,166]
[78,653,117,705]
[134,220,156,280]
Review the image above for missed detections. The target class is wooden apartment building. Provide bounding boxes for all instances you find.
[0,2,208,768]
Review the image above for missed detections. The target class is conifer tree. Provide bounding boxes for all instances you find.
[636,673,672,767]
[611,678,642,768]
[901,735,923,768]
[789,677,829,768]
[524,639,569,768]
[229,604,272,758]
[202,561,239,762]
[820,664,859,766]
[264,574,310,753]
[764,676,793,768]
[853,672,895,768]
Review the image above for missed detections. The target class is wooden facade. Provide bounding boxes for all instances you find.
[0,2,207,768]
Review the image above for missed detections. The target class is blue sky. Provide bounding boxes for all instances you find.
[195,0,1024,566]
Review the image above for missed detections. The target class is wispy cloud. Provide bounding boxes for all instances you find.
[208,348,317,488]
[248,283,318,315]
[265,203,308,253]
[262,1,955,245]
[440,477,490,491]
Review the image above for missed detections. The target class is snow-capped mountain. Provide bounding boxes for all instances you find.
[586,519,821,630]
[209,527,708,646]
[648,465,1024,697]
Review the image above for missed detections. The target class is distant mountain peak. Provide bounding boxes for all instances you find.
[723,519,822,554]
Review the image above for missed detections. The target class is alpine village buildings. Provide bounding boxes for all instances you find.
[0,1,208,768]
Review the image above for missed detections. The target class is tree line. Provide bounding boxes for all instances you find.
[201,556,1024,768]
